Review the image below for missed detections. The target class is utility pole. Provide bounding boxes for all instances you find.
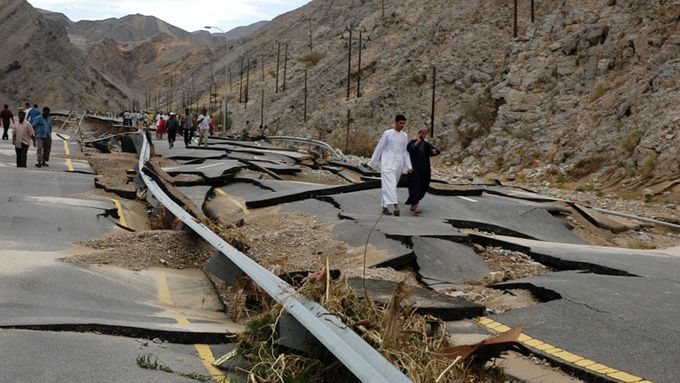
[304,69,308,123]
[430,65,436,138]
[245,57,250,108]
[261,55,265,128]
[303,16,316,52]
[345,109,351,153]
[513,0,518,38]
[275,41,281,93]
[356,30,369,98]
[282,42,289,91]
[346,29,352,99]
[343,27,367,99]
[531,0,535,23]
[239,56,244,103]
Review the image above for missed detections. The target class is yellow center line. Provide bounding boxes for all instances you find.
[110,198,128,227]
[155,275,228,381]
[62,139,74,172]
[214,188,250,215]
[477,317,650,383]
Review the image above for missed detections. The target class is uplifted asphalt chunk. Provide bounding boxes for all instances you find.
[490,271,677,383]
[412,237,489,290]
[346,278,484,321]
[470,233,680,281]
[339,214,465,240]
[242,160,301,174]
[332,221,414,268]
[164,148,225,160]
[162,160,245,180]
[243,179,381,209]
[572,204,642,233]
[330,189,585,244]
[0,196,120,251]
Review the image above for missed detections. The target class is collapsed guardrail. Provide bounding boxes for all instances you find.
[137,134,411,383]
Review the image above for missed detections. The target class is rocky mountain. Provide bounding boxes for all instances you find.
[0,0,129,110]
[209,0,679,187]
[69,14,192,44]
[222,20,269,40]
[8,0,680,188]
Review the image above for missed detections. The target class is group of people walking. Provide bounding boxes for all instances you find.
[1,103,53,168]
[150,109,212,148]
[368,114,439,216]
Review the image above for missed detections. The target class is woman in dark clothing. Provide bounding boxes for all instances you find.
[405,126,440,214]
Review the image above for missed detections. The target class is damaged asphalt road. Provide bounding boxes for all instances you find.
[149,137,678,382]
[0,135,241,382]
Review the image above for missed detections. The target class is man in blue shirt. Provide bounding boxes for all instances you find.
[27,103,40,123]
[32,107,52,167]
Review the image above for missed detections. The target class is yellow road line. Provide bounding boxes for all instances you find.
[155,275,228,381]
[214,188,250,215]
[477,317,650,383]
[110,198,128,227]
[63,140,74,172]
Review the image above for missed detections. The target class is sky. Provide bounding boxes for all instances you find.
[28,0,311,33]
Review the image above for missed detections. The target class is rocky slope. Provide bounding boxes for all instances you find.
[215,0,679,189]
[10,0,680,190]
[0,0,128,110]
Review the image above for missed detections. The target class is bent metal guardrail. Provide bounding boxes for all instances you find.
[137,134,412,383]
[265,135,344,160]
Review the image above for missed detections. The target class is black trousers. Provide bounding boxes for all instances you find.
[15,143,28,167]
[2,124,8,140]
[183,127,194,147]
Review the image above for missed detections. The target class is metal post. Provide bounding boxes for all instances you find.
[304,69,308,123]
[347,29,352,99]
[261,56,265,129]
[239,56,244,103]
[205,25,229,132]
[531,0,535,23]
[430,65,436,138]
[381,0,385,17]
[275,42,281,93]
[345,109,350,153]
[513,0,518,38]
[357,31,362,98]
[308,18,314,52]
[283,42,288,91]
[245,57,250,108]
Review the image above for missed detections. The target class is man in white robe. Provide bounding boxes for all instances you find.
[367,114,413,216]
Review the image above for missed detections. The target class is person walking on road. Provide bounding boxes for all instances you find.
[26,103,40,123]
[367,114,413,216]
[1,104,14,140]
[405,125,440,215]
[11,110,34,168]
[166,112,179,148]
[196,109,210,147]
[32,106,53,168]
[182,108,194,147]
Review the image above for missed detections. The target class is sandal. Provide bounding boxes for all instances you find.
[382,207,393,216]
[393,205,400,217]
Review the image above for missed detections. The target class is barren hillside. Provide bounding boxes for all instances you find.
[213,0,679,190]
[9,0,679,191]
[0,0,128,110]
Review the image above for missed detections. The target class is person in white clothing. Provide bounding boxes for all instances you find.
[196,109,211,147]
[367,114,413,216]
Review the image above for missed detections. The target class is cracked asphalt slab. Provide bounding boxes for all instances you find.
[0,329,216,383]
[0,135,240,382]
[490,270,679,383]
